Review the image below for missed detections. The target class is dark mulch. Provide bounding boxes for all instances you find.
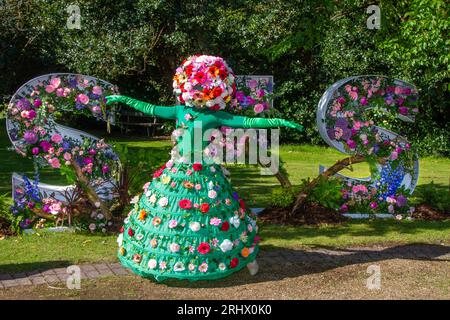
[0,217,14,236]
[257,203,348,225]
[411,204,449,221]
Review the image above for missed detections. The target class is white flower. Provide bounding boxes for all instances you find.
[208,190,217,199]
[158,197,168,207]
[101,228,107,233]
[173,262,185,272]
[229,215,240,228]
[123,217,129,224]
[130,196,139,204]
[148,259,157,269]
[210,166,216,173]
[395,214,403,220]
[136,234,144,241]
[169,243,180,253]
[247,224,253,233]
[116,233,123,247]
[149,194,157,203]
[240,232,248,243]
[218,263,226,271]
[97,213,104,220]
[189,222,201,232]
[88,223,96,231]
[188,263,196,271]
[219,239,233,252]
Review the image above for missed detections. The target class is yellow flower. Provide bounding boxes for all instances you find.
[183,180,194,189]
[119,247,126,256]
[161,175,171,184]
[150,238,158,248]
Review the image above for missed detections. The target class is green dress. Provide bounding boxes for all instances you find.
[107,95,302,281]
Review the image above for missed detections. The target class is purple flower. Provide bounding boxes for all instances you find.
[346,139,356,149]
[23,131,38,144]
[40,141,52,152]
[33,99,42,108]
[370,202,378,209]
[32,147,40,155]
[399,106,408,115]
[232,192,239,201]
[102,165,109,174]
[396,195,407,207]
[341,128,352,141]
[17,98,30,110]
[335,118,349,129]
[360,97,368,105]
[83,157,93,165]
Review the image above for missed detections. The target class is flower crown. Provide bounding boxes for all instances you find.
[173,55,236,110]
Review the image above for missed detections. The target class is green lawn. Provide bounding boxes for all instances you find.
[0,220,449,273]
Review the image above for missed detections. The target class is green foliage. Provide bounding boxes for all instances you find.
[0,193,18,234]
[0,0,448,155]
[269,186,299,208]
[301,177,343,210]
[415,181,450,213]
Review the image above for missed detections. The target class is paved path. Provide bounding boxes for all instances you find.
[1,244,449,289]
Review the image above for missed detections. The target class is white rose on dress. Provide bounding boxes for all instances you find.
[148,259,157,269]
[189,222,201,232]
[116,233,123,247]
[169,243,180,253]
[219,239,233,252]
[218,263,226,271]
[158,197,168,207]
[173,262,185,272]
[149,194,157,203]
[208,190,217,199]
[229,215,240,228]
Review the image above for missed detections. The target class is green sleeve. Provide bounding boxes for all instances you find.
[215,111,303,131]
[106,95,179,120]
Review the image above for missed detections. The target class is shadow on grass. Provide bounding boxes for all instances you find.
[159,243,449,288]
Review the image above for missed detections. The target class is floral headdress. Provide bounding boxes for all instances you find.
[172,55,236,110]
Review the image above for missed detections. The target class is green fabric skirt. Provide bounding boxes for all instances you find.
[117,160,260,281]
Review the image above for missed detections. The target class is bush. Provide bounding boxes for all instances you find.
[269,186,299,208]
[0,193,16,235]
[414,181,450,213]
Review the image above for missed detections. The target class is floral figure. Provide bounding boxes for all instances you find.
[110,55,302,281]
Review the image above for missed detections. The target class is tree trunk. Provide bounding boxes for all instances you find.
[258,159,292,188]
[70,160,112,220]
[290,154,368,217]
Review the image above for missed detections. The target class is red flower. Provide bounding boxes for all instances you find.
[128,228,134,237]
[239,199,246,209]
[221,221,230,231]
[178,94,185,103]
[194,71,207,84]
[192,163,203,171]
[197,242,210,254]
[230,258,239,268]
[179,199,192,209]
[120,226,124,233]
[153,164,166,178]
[210,104,220,111]
[212,87,223,98]
[200,203,210,213]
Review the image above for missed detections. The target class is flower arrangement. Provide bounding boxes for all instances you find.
[234,75,274,115]
[7,74,119,230]
[325,76,419,215]
[173,55,236,110]
[7,75,119,178]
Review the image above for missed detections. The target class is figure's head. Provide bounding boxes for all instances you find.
[173,55,236,110]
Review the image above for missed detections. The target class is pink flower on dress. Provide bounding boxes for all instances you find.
[77,94,90,105]
[209,217,222,226]
[92,86,103,95]
[51,134,62,144]
[168,219,178,228]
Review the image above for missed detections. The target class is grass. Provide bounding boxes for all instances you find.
[1,219,449,274]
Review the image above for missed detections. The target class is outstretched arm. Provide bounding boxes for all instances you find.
[106,95,178,120]
[215,111,303,131]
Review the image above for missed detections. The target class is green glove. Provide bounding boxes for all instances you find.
[243,117,304,131]
[106,95,155,115]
